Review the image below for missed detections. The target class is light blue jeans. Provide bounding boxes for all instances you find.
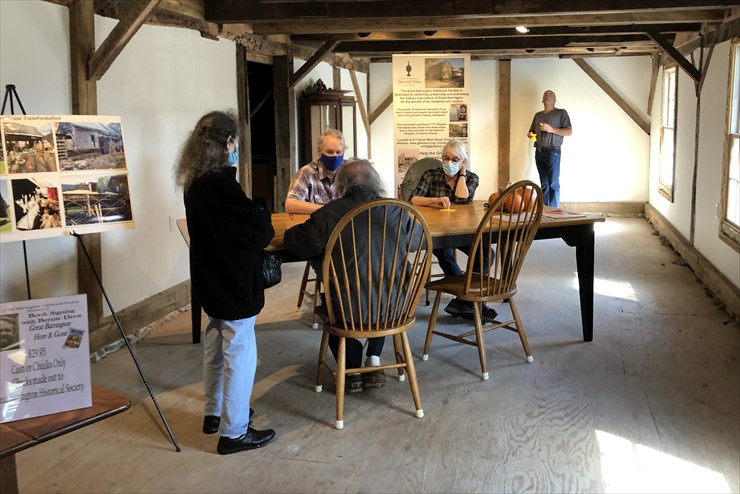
[203,316,257,438]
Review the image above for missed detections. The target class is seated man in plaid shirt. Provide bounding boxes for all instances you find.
[410,139,498,320]
[285,128,345,214]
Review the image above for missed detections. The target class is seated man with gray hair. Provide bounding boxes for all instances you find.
[284,158,412,394]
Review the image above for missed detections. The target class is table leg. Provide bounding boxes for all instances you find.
[574,227,595,342]
[1,454,19,494]
[560,224,595,341]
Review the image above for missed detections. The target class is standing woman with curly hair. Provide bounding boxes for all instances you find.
[175,111,276,455]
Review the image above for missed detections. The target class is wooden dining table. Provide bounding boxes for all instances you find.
[269,201,605,342]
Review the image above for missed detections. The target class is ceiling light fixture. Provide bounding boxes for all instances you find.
[516,26,529,34]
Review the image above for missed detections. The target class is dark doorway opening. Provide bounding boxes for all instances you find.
[247,61,276,212]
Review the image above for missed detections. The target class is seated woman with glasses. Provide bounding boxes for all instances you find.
[409,138,498,321]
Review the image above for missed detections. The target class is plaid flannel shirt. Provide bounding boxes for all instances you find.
[287,160,341,205]
[411,167,479,204]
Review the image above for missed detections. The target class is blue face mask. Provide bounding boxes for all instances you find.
[228,142,238,166]
[442,161,461,176]
[320,154,343,172]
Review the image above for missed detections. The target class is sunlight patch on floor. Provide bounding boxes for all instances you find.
[596,429,731,493]
[572,275,638,302]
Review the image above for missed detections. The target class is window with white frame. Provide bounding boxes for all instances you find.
[659,65,677,201]
[720,40,740,251]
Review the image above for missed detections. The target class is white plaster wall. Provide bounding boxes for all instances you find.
[0,1,238,313]
[511,57,651,202]
[370,56,651,203]
[0,1,76,303]
[695,41,739,285]
[649,40,740,288]
[94,17,238,314]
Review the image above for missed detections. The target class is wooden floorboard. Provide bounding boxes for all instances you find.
[13,218,739,493]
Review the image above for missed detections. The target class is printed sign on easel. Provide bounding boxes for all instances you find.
[0,294,91,422]
[0,114,135,243]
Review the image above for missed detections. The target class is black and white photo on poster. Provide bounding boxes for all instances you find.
[0,180,11,233]
[11,177,62,231]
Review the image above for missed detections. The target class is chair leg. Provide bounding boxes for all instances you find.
[421,291,443,360]
[472,302,490,380]
[392,333,405,382]
[297,262,311,308]
[311,278,321,329]
[508,298,534,363]
[401,332,423,418]
[315,331,329,392]
[335,337,346,429]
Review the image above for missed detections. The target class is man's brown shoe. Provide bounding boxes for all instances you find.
[362,369,386,388]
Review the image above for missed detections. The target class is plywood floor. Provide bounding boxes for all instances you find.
[15,218,740,493]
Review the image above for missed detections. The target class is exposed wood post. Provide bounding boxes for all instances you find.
[69,0,103,328]
[497,60,511,189]
[333,67,341,90]
[349,70,370,158]
[365,74,371,159]
[236,43,252,195]
[273,48,295,212]
[647,53,660,117]
[88,0,162,81]
[573,57,651,135]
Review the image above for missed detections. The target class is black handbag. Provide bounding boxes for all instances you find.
[262,250,283,288]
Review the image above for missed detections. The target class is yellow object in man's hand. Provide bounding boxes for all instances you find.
[530,134,537,142]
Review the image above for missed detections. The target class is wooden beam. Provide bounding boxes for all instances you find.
[647,53,660,116]
[205,1,729,24]
[69,0,103,329]
[249,10,726,35]
[349,70,370,154]
[273,51,295,212]
[369,92,392,125]
[646,29,701,84]
[572,57,651,135]
[332,67,341,91]
[497,60,511,189]
[289,40,339,88]
[236,43,252,196]
[88,0,163,81]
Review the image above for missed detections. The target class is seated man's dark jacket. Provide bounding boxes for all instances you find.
[284,185,422,325]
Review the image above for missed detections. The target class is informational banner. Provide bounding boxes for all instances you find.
[0,294,91,423]
[392,54,471,196]
[0,115,135,243]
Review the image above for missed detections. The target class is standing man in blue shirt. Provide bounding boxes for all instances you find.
[527,90,572,207]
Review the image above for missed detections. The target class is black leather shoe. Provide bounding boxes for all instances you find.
[203,408,254,434]
[444,298,472,317]
[460,303,498,321]
[217,427,276,455]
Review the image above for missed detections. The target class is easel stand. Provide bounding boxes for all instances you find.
[2,84,32,299]
[72,232,181,452]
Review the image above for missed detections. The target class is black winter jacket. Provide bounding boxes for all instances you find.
[185,166,274,320]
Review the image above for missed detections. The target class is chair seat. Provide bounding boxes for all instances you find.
[426,274,517,302]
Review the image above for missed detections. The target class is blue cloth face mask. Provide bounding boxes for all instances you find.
[442,161,461,176]
[320,153,343,172]
[228,142,238,166]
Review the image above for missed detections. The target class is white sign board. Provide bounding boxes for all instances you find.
[1,294,91,423]
[392,54,471,196]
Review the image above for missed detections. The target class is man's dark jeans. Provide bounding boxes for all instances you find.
[535,148,561,207]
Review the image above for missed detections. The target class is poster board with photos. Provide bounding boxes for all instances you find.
[0,114,135,243]
[0,294,92,423]
[392,54,471,196]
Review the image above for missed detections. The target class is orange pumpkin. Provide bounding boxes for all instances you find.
[487,192,502,211]
[504,191,524,212]
[520,187,537,211]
